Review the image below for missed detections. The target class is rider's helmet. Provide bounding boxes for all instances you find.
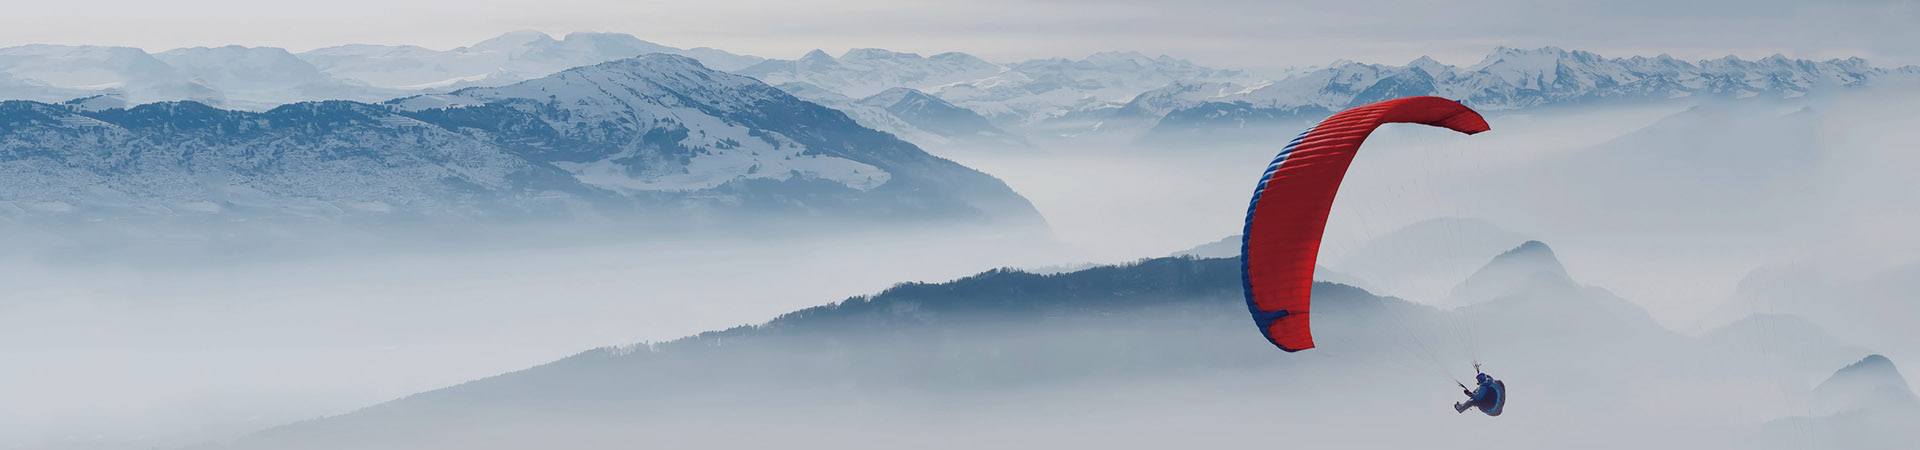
[1476,373,1492,385]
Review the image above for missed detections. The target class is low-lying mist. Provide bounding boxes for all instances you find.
[0,220,1070,449]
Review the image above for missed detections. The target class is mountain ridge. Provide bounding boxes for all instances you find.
[1150,47,1919,136]
[0,54,1039,226]
[0,31,766,110]
[220,238,1903,449]
[735,48,1004,99]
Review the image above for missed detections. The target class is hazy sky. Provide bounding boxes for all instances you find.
[3,0,1916,68]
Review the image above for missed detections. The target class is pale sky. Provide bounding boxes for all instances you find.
[2,0,1917,69]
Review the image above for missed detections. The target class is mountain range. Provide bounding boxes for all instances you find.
[302,31,765,90]
[772,82,1025,149]
[735,48,1003,99]
[1149,47,1920,136]
[0,31,763,111]
[0,54,1039,226]
[738,49,1254,129]
[932,51,1253,128]
[730,46,1920,144]
[8,37,1916,149]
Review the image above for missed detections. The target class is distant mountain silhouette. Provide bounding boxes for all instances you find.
[1753,354,1920,449]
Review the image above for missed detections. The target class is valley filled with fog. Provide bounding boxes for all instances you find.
[3,33,1919,450]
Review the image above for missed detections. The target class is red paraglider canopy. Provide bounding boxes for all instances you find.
[1241,96,1490,352]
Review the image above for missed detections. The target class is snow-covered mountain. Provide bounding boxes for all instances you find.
[856,87,1024,148]
[0,54,1038,226]
[301,31,765,91]
[0,31,766,110]
[735,48,1004,99]
[1152,47,1920,134]
[155,46,402,110]
[0,70,92,103]
[934,51,1251,127]
[771,83,1021,150]
[738,49,1252,138]
[0,99,578,218]
[773,81,948,146]
[0,44,221,105]
[15,41,1911,147]
[1114,80,1253,119]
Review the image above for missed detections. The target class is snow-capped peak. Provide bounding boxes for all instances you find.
[936,50,1249,124]
[0,31,766,109]
[465,30,558,53]
[928,52,993,66]
[1462,46,1612,88]
[842,48,918,60]
[284,31,764,93]
[1159,46,1903,132]
[412,53,763,112]
[1406,56,1455,79]
[735,48,1005,98]
[1081,50,1155,66]
[0,44,219,105]
[856,86,928,107]
[1472,45,1575,65]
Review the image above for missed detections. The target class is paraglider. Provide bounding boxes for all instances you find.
[1239,96,1505,416]
[1455,369,1507,415]
[1239,96,1490,352]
